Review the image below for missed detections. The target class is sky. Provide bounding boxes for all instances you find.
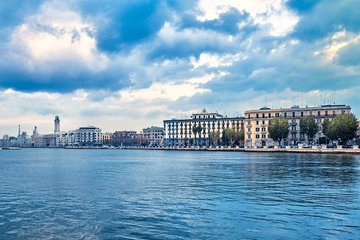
[0,0,359,135]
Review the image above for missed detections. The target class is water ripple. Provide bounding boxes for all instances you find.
[0,149,359,239]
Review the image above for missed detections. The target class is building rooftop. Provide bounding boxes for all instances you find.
[79,126,100,130]
[245,104,351,113]
[143,126,163,131]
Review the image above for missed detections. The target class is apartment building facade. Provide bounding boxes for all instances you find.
[164,109,244,146]
[244,104,351,148]
[111,131,139,146]
[77,126,103,146]
[143,126,164,146]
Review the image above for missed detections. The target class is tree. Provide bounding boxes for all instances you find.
[209,131,220,146]
[268,117,290,146]
[237,129,245,147]
[300,116,318,143]
[322,118,337,141]
[222,128,245,147]
[192,125,202,146]
[223,128,237,147]
[331,113,358,144]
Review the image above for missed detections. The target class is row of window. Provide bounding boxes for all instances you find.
[248,110,345,119]
[193,115,218,119]
[248,133,307,140]
[166,120,243,127]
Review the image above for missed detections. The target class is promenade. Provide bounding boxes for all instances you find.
[124,146,360,154]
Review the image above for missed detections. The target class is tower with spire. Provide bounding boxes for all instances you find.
[54,115,60,134]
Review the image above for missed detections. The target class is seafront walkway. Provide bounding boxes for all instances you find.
[124,146,360,154]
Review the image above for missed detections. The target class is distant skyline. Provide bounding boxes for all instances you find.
[1,0,359,136]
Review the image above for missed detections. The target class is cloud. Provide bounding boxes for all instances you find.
[82,1,171,53]
[0,0,360,135]
[0,0,44,40]
[196,0,299,36]
[0,1,144,92]
[149,22,237,59]
[291,0,360,40]
[179,7,254,35]
[335,37,360,66]
[120,73,222,102]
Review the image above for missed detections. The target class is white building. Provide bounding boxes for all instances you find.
[31,126,43,147]
[77,126,103,146]
[164,109,244,146]
[60,130,78,147]
[17,125,31,147]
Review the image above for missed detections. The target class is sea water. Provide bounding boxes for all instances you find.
[0,149,359,239]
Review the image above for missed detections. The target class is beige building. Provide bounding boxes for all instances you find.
[143,126,164,146]
[244,104,351,148]
[164,109,244,146]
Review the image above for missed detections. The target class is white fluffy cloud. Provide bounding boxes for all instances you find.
[196,0,299,36]
[7,1,108,73]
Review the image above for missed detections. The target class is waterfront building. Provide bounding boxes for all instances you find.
[137,132,145,146]
[1,135,17,147]
[1,135,9,147]
[9,136,17,146]
[1,135,8,147]
[17,131,31,147]
[163,108,244,147]
[59,130,78,147]
[31,126,43,147]
[244,104,351,148]
[142,126,164,146]
[77,126,103,146]
[102,132,113,146]
[42,134,57,147]
[111,131,139,146]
